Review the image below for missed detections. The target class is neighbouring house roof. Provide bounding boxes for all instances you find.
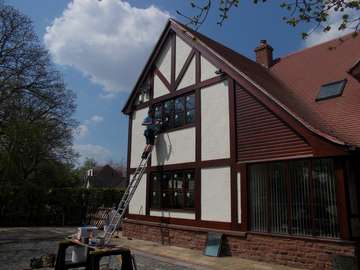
[86,165,126,188]
[123,19,360,148]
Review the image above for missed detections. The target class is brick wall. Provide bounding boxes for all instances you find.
[123,220,358,270]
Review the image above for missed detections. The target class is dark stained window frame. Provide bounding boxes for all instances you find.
[150,169,195,212]
[154,92,195,133]
[316,79,347,102]
[249,158,340,239]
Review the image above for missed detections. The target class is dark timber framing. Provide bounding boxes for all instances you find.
[123,19,352,241]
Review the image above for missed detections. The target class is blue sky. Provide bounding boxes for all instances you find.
[7,0,346,165]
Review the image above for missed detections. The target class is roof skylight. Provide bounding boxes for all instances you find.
[316,80,347,101]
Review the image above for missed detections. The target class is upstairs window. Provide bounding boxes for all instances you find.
[150,170,195,210]
[135,77,151,105]
[154,93,195,132]
[316,80,347,101]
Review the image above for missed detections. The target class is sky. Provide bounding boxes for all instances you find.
[6,0,351,166]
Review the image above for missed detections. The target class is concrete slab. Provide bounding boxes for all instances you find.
[111,233,303,270]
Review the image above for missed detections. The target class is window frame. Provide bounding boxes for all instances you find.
[316,79,347,101]
[248,158,340,239]
[153,92,196,133]
[150,169,195,212]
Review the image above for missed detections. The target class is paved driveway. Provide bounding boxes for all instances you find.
[0,227,200,270]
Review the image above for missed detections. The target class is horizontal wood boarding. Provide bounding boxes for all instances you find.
[236,86,313,162]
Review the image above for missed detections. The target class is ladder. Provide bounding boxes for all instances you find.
[104,149,152,244]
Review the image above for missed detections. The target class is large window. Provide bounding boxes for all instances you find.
[249,158,339,238]
[154,93,195,131]
[150,170,195,210]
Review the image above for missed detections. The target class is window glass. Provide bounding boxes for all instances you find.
[186,109,195,124]
[289,160,312,236]
[163,100,174,129]
[173,172,184,208]
[316,80,347,101]
[185,171,195,209]
[249,164,268,232]
[312,159,338,238]
[249,159,339,238]
[269,163,287,234]
[185,94,195,110]
[151,173,161,208]
[174,112,185,127]
[154,105,162,121]
[153,93,195,131]
[175,97,185,112]
[150,170,195,210]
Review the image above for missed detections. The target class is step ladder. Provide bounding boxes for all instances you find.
[104,149,152,244]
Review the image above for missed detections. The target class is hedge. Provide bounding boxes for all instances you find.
[0,186,124,226]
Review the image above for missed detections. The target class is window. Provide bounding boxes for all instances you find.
[135,77,151,105]
[249,158,339,238]
[316,80,347,101]
[154,93,195,131]
[150,170,195,210]
[349,60,360,81]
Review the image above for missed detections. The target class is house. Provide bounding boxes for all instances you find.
[85,165,126,188]
[121,19,360,269]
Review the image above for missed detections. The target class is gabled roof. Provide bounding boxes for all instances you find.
[123,18,360,148]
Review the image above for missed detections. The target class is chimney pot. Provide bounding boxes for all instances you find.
[255,40,273,68]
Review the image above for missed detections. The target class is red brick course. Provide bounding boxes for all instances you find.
[123,220,358,270]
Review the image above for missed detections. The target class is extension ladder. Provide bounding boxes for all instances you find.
[104,149,152,244]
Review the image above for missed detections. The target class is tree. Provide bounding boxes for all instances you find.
[177,0,360,38]
[0,2,77,186]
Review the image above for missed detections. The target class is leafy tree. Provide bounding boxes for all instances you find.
[0,2,77,186]
[177,0,360,38]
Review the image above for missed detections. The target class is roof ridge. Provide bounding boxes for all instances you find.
[277,31,357,61]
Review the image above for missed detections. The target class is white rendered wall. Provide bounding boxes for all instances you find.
[150,210,195,220]
[237,172,241,224]
[201,56,218,81]
[175,36,192,78]
[156,40,171,82]
[130,108,148,168]
[201,81,230,160]
[177,57,195,90]
[153,74,170,98]
[152,127,196,166]
[201,167,231,222]
[128,173,147,215]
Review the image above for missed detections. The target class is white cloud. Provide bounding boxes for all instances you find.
[99,92,116,99]
[90,115,104,123]
[74,144,112,165]
[75,124,89,138]
[44,0,169,94]
[304,9,357,47]
[75,115,104,139]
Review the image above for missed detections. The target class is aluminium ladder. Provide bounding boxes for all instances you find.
[104,149,152,244]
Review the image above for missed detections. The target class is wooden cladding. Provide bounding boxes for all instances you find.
[235,86,313,162]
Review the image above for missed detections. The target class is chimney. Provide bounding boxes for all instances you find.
[254,40,273,68]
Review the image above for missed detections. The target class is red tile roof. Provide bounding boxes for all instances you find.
[174,20,360,147]
[270,34,360,147]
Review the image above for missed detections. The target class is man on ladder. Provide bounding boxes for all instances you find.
[103,107,162,245]
[141,107,161,159]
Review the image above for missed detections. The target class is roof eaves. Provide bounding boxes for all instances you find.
[121,19,172,114]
